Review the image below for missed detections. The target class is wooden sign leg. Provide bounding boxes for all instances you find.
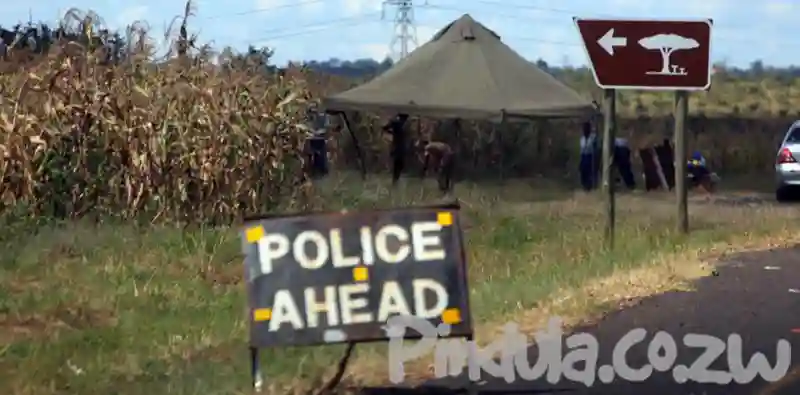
[673,91,689,234]
[250,346,263,392]
[601,89,617,248]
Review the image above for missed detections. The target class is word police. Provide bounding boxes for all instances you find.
[256,220,446,273]
[254,220,452,331]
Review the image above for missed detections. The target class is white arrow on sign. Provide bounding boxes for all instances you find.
[598,28,627,55]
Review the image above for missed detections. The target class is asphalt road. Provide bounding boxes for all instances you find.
[388,244,800,395]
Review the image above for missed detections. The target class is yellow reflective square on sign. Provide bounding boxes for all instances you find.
[245,226,264,243]
[437,212,453,226]
[353,267,368,281]
[442,308,461,324]
[253,308,271,321]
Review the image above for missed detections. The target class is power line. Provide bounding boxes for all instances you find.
[195,0,791,51]
[417,2,778,44]
[232,3,579,49]
[472,0,615,17]
[510,36,581,46]
[245,13,380,43]
[207,0,799,57]
[446,0,795,34]
[413,23,580,47]
[202,0,328,20]
[419,4,565,24]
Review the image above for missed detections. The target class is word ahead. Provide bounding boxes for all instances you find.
[574,18,712,91]
[240,205,472,347]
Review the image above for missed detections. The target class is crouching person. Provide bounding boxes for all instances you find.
[687,151,718,193]
[419,140,454,193]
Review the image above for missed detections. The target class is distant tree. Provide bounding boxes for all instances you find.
[379,56,393,70]
[750,60,764,76]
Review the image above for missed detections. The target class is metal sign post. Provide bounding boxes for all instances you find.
[575,17,713,235]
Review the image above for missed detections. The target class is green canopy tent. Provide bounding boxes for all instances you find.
[323,14,595,121]
[322,14,597,178]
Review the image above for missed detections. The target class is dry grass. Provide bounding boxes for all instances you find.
[2,172,798,395]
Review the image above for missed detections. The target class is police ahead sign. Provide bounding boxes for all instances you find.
[241,204,472,347]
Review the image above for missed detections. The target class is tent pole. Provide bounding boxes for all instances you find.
[454,119,461,184]
[499,111,507,181]
[338,112,366,180]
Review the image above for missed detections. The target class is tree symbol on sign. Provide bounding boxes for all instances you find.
[638,34,699,76]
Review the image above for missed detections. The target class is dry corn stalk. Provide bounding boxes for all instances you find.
[0,13,313,224]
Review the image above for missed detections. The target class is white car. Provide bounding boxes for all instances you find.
[775,121,800,201]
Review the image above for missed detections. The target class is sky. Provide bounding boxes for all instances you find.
[3,0,800,68]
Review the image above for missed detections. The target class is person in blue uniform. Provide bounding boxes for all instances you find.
[687,151,707,178]
[579,122,598,191]
[687,150,714,191]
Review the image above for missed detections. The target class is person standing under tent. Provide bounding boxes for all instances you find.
[579,121,598,191]
[306,106,329,178]
[382,114,409,185]
[614,136,636,190]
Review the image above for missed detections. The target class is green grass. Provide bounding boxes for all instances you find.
[2,173,798,395]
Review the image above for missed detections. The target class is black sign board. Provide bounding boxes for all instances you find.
[240,204,473,348]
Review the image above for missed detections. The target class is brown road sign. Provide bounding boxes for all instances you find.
[574,18,713,91]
